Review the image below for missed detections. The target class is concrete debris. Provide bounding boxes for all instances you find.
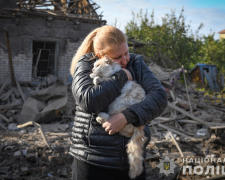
[145,63,225,180]
[0,61,224,180]
[0,76,76,179]
[8,123,19,131]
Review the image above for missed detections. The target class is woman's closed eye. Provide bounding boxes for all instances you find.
[114,52,128,59]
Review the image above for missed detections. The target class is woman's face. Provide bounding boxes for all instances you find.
[98,42,130,68]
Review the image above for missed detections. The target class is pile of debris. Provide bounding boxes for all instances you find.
[0,74,76,179]
[144,62,225,180]
[0,61,225,179]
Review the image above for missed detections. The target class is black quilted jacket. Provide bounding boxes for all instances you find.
[69,53,168,170]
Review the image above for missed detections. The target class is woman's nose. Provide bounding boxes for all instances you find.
[121,55,127,65]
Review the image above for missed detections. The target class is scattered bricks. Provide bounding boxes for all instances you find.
[14,150,21,156]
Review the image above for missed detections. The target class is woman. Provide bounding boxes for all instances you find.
[69,25,167,180]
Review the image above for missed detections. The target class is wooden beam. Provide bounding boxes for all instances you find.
[50,0,67,12]
[68,3,96,10]
[15,78,26,103]
[157,123,195,140]
[0,101,23,110]
[4,28,16,87]
[60,0,67,8]
[168,131,184,157]
[17,0,80,5]
[3,8,106,22]
[168,102,211,127]
[142,54,154,64]
[17,121,51,149]
[33,49,42,79]
[0,114,10,123]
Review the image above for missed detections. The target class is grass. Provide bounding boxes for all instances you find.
[179,73,225,98]
[194,86,225,98]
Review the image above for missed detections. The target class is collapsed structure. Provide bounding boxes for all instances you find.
[0,0,106,83]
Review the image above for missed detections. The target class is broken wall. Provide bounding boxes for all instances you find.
[0,14,101,83]
[0,47,32,83]
[58,41,82,81]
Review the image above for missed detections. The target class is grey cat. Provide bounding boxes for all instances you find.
[90,55,147,179]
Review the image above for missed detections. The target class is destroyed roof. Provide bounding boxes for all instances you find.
[218,29,225,34]
[127,37,159,48]
[1,0,106,23]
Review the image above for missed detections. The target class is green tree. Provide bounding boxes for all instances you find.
[199,34,225,73]
[125,8,204,70]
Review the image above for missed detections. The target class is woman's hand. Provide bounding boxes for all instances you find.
[102,113,127,135]
[122,68,133,81]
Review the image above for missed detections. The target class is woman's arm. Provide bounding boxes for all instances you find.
[72,54,129,114]
[122,55,168,127]
[103,55,167,134]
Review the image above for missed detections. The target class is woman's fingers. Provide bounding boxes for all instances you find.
[103,122,110,131]
[104,127,110,132]
[109,130,114,135]
[102,113,127,133]
[103,123,114,135]
[102,122,108,129]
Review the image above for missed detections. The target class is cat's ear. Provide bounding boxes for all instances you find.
[104,55,113,65]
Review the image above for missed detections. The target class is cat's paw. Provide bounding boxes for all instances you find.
[90,73,97,79]
[93,77,102,85]
[96,117,106,124]
[96,112,109,124]
[98,112,110,121]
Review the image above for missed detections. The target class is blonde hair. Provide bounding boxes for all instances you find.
[70,25,127,75]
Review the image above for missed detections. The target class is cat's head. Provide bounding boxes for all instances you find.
[92,55,121,78]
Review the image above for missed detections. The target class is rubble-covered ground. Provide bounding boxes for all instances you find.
[1,64,225,180]
[1,121,225,180]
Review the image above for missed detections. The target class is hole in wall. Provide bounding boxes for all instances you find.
[32,41,56,77]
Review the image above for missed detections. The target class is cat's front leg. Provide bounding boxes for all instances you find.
[96,112,110,124]
[90,73,98,79]
[93,77,103,85]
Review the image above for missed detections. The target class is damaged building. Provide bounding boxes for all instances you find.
[0,0,106,83]
[189,63,220,92]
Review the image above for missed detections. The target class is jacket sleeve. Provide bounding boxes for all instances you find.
[72,55,128,114]
[122,56,168,127]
